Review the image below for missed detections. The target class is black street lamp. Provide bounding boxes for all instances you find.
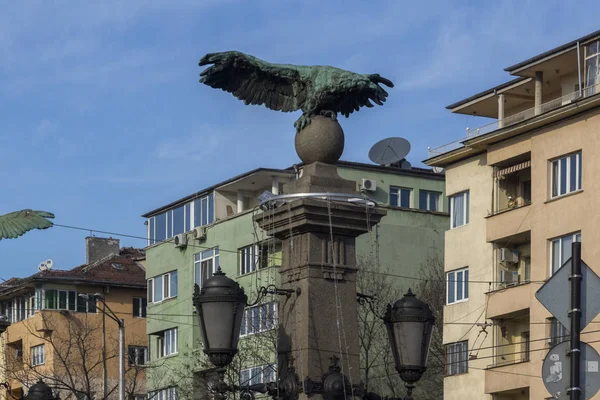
[193,267,248,369]
[383,289,435,399]
[193,268,435,400]
[24,379,59,400]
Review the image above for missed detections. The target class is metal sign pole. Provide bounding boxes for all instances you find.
[570,242,582,400]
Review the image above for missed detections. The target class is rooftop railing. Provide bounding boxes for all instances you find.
[428,83,600,158]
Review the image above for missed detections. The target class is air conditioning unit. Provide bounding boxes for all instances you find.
[193,227,207,241]
[500,248,519,263]
[501,270,519,287]
[360,178,377,192]
[174,233,188,248]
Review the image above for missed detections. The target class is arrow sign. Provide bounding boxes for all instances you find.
[536,259,600,330]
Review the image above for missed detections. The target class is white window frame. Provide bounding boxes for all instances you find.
[240,302,278,337]
[133,297,147,318]
[158,328,178,358]
[550,152,582,199]
[446,267,469,305]
[446,341,468,376]
[128,346,148,366]
[550,231,581,275]
[449,191,469,229]
[548,317,569,347]
[150,387,178,400]
[419,190,441,211]
[390,186,412,208]
[240,245,268,275]
[194,248,219,288]
[585,40,600,95]
[31,344,45,366]
[239,364,277,386]
[148,271,177,304]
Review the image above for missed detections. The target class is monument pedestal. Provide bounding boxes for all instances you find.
[256,163,386,399]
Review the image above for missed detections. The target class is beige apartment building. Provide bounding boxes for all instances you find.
[426,29,600,399]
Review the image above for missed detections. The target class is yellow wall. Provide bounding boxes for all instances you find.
[0,286,147,399]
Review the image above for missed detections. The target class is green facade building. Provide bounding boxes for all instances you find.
[141,161,448,399]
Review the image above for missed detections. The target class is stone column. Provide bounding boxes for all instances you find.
[535,71,543,116]
[237,191,245,213]
[497,93,505,128]
[256,160,385,399]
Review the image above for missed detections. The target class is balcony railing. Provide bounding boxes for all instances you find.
[428,83,600,158]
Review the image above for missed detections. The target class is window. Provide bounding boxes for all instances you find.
[446,341,468,376]
[31,344,45,366]
[133,297,147,318]
[585,40,600,96]
[551,152,582,198]
[239,364,277,386]
[76,293,97,313]
[43,289,77,311]
[193,193,215,228]
[419,190,440,211]
[390,187,411,208]
[450,191,469,228]
[148,271,178,303]
[158,328,178,357]
[550,232,581,274]
[149,387,178,400]
[446,267,468,305]
[147,195,214,245]
[194,248,219,288]
[549,317,569,346]
[241,302,278,336]
[240,245,268,275]
[128,346,148,366]
[522,331,530,361]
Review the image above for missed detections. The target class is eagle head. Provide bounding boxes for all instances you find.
[368,74,394,88]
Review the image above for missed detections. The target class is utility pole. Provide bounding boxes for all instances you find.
[570,242,582,400]
[118,318,125,400]
[102,301,107,399]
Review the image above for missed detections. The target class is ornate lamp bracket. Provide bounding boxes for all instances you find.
[247,284,300,307]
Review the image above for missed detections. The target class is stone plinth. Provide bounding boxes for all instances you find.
[255,167,386,398]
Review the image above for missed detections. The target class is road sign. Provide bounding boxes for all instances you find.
[536,259,600,330]
[542,341,600,399]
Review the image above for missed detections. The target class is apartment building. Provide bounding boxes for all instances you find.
[0,237,148,400]
[142,160,448,399]
[425,29,600,399]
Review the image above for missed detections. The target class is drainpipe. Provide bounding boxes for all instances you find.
[577,41,583,98]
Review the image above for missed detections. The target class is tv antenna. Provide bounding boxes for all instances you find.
[368,137,411,166]
[38,259,54,272]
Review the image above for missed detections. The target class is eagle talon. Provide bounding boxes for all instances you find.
[294,115,312,132]
[319,110,337,121]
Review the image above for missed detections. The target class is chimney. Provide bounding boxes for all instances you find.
[86,237,120,264]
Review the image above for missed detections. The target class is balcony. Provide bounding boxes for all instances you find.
[485,310,531,393]
[486,233,531,318]
[428,82,600,158]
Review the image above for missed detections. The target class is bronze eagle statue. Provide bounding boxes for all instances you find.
[199,51,394,132]
[0,210,55,240]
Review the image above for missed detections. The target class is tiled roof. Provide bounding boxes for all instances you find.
[0,248,146,295]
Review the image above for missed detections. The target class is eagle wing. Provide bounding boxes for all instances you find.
[337,75,393,118]
[0,210,55,240]
[199,51,307,112]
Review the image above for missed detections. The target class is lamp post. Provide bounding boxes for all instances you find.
[79,293,125,400]
[193,268,435,400]
[193,267,247,400]
[381,289,435,400]
[23,379,59,400]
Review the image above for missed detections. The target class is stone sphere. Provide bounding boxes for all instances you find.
[295,115,344,164]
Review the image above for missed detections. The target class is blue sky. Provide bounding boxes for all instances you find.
[1,0,598,277]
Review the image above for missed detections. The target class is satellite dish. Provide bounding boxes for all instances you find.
[432,167,445,174]
[38,259,54,272]
[368,137,411,165]
[400,160,412,169]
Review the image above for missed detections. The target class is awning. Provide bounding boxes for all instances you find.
[494,160,531,178]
